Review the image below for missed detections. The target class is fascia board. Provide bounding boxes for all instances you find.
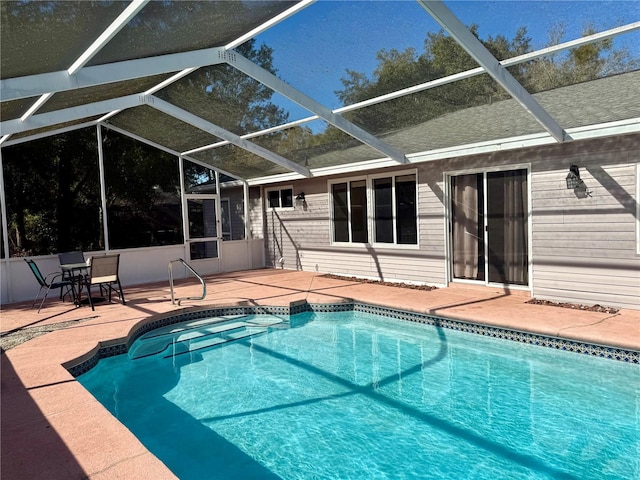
[246,118,640,185]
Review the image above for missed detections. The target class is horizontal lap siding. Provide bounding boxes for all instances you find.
[263,167,448,286]
[264,178,330,269]
[418,164,446,261]
[259,134,638,308]
[531,288,639,310]
[530,134,639,309]
[248,187,264,240]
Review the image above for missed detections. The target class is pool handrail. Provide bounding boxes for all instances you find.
[168,258,206,305]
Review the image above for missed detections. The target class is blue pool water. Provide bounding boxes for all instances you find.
[78,311,639,479]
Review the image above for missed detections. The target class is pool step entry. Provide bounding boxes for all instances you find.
[129,314,287,360]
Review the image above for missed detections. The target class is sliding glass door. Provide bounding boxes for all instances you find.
[450,169,528,286]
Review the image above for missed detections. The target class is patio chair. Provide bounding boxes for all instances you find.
[83,254,126,311]
[24,259,75,313]
[58,251,86,271]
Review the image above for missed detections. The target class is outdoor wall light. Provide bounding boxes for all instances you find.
[295,192,305,202]
[565,164,582,189]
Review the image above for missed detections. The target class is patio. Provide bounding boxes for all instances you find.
[1,268,638,479]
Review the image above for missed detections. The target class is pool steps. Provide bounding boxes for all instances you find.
[128,315,287,360]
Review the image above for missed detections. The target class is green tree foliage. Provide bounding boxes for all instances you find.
[3,130,101,256]
[153,39,292,177]
[334,23,639,136]
[157,40,288,134]
[102,131,183,249]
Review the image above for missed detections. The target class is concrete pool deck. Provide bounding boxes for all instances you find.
[2,268,639,479]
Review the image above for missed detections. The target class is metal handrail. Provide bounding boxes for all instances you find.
[168,258,206,305]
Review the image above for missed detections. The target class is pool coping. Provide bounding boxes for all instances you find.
[64,300,640,377]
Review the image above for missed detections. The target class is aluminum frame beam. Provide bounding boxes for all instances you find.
[0,92,310,178]
[225,0,316,50]
[145,96,311,177]
[225,51,409,164]
[165,22,640,159]
[2,120,100,147]
[418,0,566,143]
[102,123,242,181]
[1,95,141,135]
[68,0,150,75]
[1,47,227,102]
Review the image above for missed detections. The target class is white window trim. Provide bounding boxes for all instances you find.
[328,169,419,249]
[368,170,419,249]
[328,175,368,245]
[264,185,295,211]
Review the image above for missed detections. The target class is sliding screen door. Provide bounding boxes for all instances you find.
[451,169,528,286]
[452,174,485,281]
[487,170,528,285]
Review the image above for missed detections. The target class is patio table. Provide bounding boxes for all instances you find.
[60,262,89,305]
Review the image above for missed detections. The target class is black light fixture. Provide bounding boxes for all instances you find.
[295,192,305,201]
[565,164,581,189]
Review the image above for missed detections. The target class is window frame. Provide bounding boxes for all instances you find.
[264,185,295,211]
[328,175,368,245]
[328,169,419,249]
[369,170,419,248]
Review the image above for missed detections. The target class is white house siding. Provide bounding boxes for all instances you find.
[248,186,263,240]
[259,133,639,309]
[262,177,330,270]
[261,168,448,286]
[528,134,639,309]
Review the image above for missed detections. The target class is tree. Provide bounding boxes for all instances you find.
[3,129,101,256]
[102,130,183,249]
[335,22,638,135]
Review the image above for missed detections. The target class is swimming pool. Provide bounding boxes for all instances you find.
[78,309,639,480]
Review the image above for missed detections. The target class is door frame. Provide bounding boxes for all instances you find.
[184,193,221,274]
[444,163,532,290]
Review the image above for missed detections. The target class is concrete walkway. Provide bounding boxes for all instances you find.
[2,269,638,479]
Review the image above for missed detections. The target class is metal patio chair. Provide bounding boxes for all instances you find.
[24,259,75,313]
[58,251,86,274]
[83,254,126,311]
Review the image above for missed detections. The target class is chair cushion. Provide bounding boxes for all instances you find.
[91,275,117,284]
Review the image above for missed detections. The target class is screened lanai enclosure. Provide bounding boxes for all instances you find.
[1,1,639,309]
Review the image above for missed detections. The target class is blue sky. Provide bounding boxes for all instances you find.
[256,0,640,122]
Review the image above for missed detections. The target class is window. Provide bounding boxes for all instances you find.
[266,187,293,209]
[330,171,417,246]
[373,174,417,245]
[331,179,368,243]
[394,174,418,245]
